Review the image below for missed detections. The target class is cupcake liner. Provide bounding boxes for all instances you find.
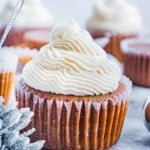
[22,29,50,49]
[1,46,38,73]
[121,38,150,87]
[0,51,18,104]
[16,76,131,149]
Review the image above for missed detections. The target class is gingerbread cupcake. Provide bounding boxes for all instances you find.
[0,0,54,46]
[87,0,143,61]
[16,21,132,149]
[121,38,150,87]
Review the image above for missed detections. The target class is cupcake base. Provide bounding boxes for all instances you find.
[123,53,150,87]
[16,78,130,150]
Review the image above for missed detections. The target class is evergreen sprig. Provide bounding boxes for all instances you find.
[0,97,45,150]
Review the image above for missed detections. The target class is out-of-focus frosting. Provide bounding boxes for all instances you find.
[87,0,143,33]
[23,20,121,96]
[0,0,54,28]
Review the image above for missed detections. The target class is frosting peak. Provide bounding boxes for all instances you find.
[87,0,143,33]
[50,20,91,41]
[23,21,121,96]
[50,20,106,56]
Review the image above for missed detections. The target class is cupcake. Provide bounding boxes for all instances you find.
[121,38,150,87]
[87,0,143,61]
[0,47,38,73]
[21,29,50,49]
[0,50,18,105]
[0,0,54,46]
[16,21,132,149]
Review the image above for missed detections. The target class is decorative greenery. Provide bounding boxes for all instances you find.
[0,97,45,150]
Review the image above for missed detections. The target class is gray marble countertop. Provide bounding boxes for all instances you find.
[110,85,150,150]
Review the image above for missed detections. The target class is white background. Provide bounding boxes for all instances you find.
[43,0,150,31]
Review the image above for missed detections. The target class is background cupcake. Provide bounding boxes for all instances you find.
[0,50,18,105]
[86,0,143,61]
[0,0,54,46]
[121,37,150,87]
[16,21,132,149]
[0,46,38,73]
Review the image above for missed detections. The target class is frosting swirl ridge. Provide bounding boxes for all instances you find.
[23,21,121,96]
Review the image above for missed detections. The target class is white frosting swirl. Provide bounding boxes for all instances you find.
[23,21,121,96]
[87,0,143,33]
[0,0,54,28]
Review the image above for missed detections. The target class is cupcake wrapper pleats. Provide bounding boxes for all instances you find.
[16,77,131,150]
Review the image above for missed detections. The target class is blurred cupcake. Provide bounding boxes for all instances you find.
[87,0,143,61]
[121,38,150,87]
[16,21,132,149]
[0,0,54,46]
[21,29,50,49]
[0,50,18,105]
[1,47,38,73]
